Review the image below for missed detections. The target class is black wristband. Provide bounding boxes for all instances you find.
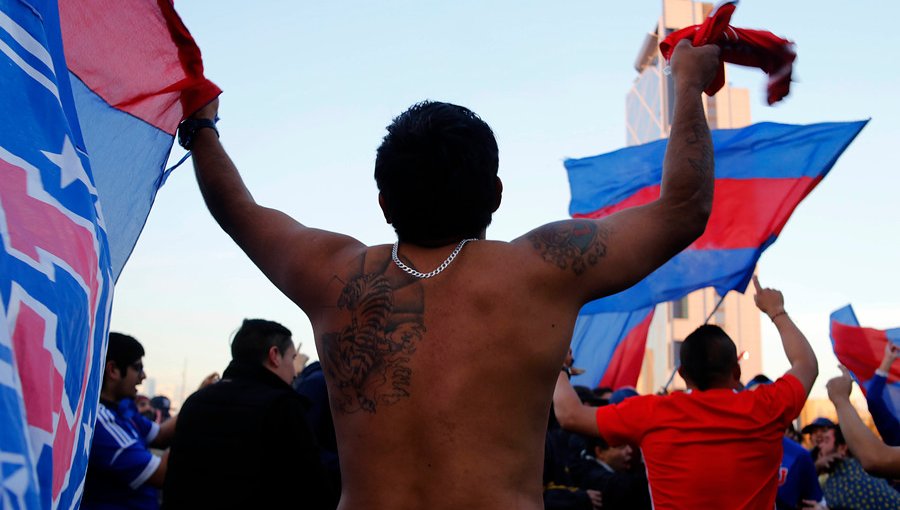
[177,118,219,150]
[561,366,572,378]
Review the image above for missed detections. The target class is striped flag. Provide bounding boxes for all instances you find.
[830,306,900,446]
[0,1,217,508]
[566,120,866,390]
[567,120,867,313]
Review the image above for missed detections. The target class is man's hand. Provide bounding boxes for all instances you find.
[190,97,219,122]
[198,372,220,390]
[815,451,843,474]
[801,499,828,510]
[879,342,900,373]
[827,366,854,403]
[669,39,721,94]
[586,489,603,510]
[752,276,785,320]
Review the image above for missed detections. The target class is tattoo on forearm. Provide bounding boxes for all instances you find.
[686,122,713,178]
[322,256,424,414]
[528,220,609,275]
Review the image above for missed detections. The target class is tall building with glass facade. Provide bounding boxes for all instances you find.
[628,0,761,394]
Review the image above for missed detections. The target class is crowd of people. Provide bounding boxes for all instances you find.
[546,293,900,510]
[80,308,900,510]
[76,39,900,509]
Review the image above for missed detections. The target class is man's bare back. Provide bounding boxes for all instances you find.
[186,40,720,509]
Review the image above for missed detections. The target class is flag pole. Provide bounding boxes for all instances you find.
[704,292,727,324]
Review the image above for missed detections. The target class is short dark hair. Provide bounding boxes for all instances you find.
[832,426,846,447]
[584,432,611,452]
[574,385,606,406]
[680,325,738,391]
[106,332,144,374]
[230,319,293,365]
[374,100,499,245]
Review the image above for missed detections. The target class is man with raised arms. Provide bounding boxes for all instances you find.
[181,40,719,509]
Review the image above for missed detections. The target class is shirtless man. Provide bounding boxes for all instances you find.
[182,39,720,509]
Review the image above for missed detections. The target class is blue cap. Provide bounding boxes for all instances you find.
[609,387,639,404]
[801,417,836,434]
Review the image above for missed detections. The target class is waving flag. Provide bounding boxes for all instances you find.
[567,120,867,313]
[1,1,217,508]
[830,306,900,446]
[60,0,221,278]
[570,307,655,389]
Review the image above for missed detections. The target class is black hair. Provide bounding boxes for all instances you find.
[574,385,606,406]
[106,332,145,375]
[584,432,611,452]
[593,386,614,398]
[374,100,499,245]
[230,319,293,365]
[833,426,846,446]
[680,325,738,391]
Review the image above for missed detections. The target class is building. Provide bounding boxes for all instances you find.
[627,0,761,394]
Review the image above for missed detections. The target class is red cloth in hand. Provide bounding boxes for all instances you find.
[659,0,795,105]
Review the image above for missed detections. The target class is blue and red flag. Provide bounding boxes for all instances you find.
[60,0,221,278]
[570,307,655,390]
[567,120,867,313]
[0,1,217,508]
[830,305,900,445]
[566,120,865,390]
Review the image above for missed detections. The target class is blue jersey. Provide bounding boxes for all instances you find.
[776,437,823,510]
[82,399,161,510]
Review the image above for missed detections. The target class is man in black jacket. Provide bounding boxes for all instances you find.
[163,319,336,509]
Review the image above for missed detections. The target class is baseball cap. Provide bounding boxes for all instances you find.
[800,417,836,434]
[745,374,774,391]
[150,395,172,419]
[609,387,639,404]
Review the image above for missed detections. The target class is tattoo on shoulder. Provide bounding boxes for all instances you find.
[321,255,424,414]
[527,220,609,275]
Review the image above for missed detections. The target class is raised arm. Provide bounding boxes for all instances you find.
[752,276,818,395]
[513,40,720,303]
[827,366,900,478]
[552,371,600,437]
[185,99,364,308]
[866,343,900,445]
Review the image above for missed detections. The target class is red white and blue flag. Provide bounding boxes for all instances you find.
[830,305,900,444]
[0,1,217,508]
[566,120,866,389]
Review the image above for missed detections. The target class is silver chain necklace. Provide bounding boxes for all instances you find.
[391,238,478,279]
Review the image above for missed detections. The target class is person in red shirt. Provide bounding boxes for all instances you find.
[553,277,818,510]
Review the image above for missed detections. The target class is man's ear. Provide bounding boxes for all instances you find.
[105,360,121,381]
[378,193,392,223]
[267,345,281,369]
[491,177,503,213]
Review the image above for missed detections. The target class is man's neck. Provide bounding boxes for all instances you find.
[99,388,120,404]
[399,229,486,248]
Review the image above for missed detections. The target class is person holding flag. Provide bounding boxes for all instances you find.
[827,366,900,479]
[866,342,900,446]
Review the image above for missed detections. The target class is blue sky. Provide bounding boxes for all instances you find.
[110,1,900,403]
